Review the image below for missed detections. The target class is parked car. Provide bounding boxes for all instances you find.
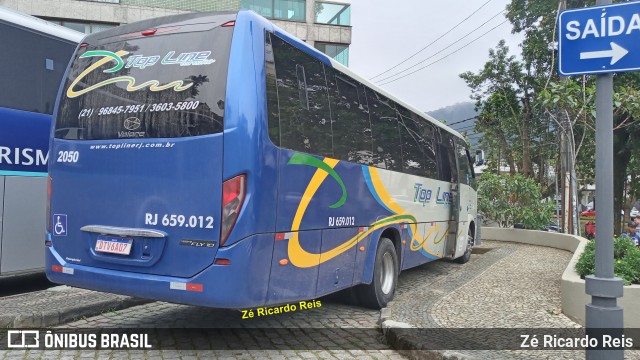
[580,209,596,217]
[542,224,562,232]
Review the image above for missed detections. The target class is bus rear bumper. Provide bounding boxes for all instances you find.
[45,233,274,309]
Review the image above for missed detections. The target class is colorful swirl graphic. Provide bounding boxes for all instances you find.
[286,154,443,268]
[363,167,441,259]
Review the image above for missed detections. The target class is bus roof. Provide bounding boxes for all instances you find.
[0,5,84,43]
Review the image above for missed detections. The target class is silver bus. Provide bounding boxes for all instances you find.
[0,6,83,276]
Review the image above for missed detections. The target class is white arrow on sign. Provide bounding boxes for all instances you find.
[580,42,629,65]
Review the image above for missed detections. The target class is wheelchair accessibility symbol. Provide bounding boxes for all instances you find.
[53,214,67,236]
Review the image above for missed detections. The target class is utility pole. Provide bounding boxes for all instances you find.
[560,125,571,233]
[560,119,579,235]
[557,1,625,356]
[570,131,580,236]
[587,51,624,359]
[587,1,624,358]
[559,0,576,235]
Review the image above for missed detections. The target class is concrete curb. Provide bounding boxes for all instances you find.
[378,304,474,360]
[0,286,152,328]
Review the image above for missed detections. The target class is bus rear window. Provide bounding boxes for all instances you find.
[55,26,232,140]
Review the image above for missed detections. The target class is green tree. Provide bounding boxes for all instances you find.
[477,173,554,229]
[540,76,640,231]
[464,0,640,233]
[460,41,557,188]
[538,77,596,185]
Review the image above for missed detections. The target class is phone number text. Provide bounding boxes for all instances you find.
[78,101,200,118]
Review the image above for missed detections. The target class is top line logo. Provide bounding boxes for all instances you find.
[66,50,215,98]
[126,50,216,69]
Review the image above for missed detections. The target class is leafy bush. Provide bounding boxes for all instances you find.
[575,237,640,285]
[575,240,595,277]
[614,236,636,259]
[477,173,554,229]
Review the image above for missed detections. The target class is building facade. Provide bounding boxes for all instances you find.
[0,0,351,65]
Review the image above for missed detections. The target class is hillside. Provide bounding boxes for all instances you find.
[427,102,481,148]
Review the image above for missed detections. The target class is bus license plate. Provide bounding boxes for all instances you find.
[95,236,133,255]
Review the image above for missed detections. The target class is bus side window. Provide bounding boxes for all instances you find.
[265,33,281,146]
[436,132,457,183]
[367,89,401,172]
[0,22,74,114]
[327,69,373,165]
[455,140,472,185]
[40,35,75,115]
[270,35,333,158]
[397,106,437,178]
[420,123,438,179]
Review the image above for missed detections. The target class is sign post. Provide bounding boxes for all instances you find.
[559,1,625,359]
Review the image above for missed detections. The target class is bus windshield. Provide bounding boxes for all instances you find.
[55,25,232,140]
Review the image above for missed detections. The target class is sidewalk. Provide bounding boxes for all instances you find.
[0,285,150,328]
[379,240,587,360]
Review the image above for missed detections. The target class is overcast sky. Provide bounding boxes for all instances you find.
[347,0,524,113]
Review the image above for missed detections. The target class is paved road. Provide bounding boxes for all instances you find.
[387,240,640,360]
[390,240,575,328]
[2,240,637,359]
[3,300,404,359]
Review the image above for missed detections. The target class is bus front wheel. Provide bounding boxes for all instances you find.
[455,228,474,264]
[356,237,398,309]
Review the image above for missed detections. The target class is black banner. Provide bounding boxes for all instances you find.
[2,328,639,350]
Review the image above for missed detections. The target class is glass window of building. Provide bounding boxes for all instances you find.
[241,0,275,18]
[314,43,349,66]
[241,0,306,21]
[315,2,350,26]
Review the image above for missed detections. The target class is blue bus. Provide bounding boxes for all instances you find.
[0,6,82,277]
[46,10,478,309]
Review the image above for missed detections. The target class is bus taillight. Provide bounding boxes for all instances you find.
[220,175,246,246]
[47,175,52,233]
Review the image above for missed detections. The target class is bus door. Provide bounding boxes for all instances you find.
[452,139,474,258]
[438,133,459,258]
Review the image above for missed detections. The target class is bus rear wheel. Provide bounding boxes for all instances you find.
[356,237,398,309]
